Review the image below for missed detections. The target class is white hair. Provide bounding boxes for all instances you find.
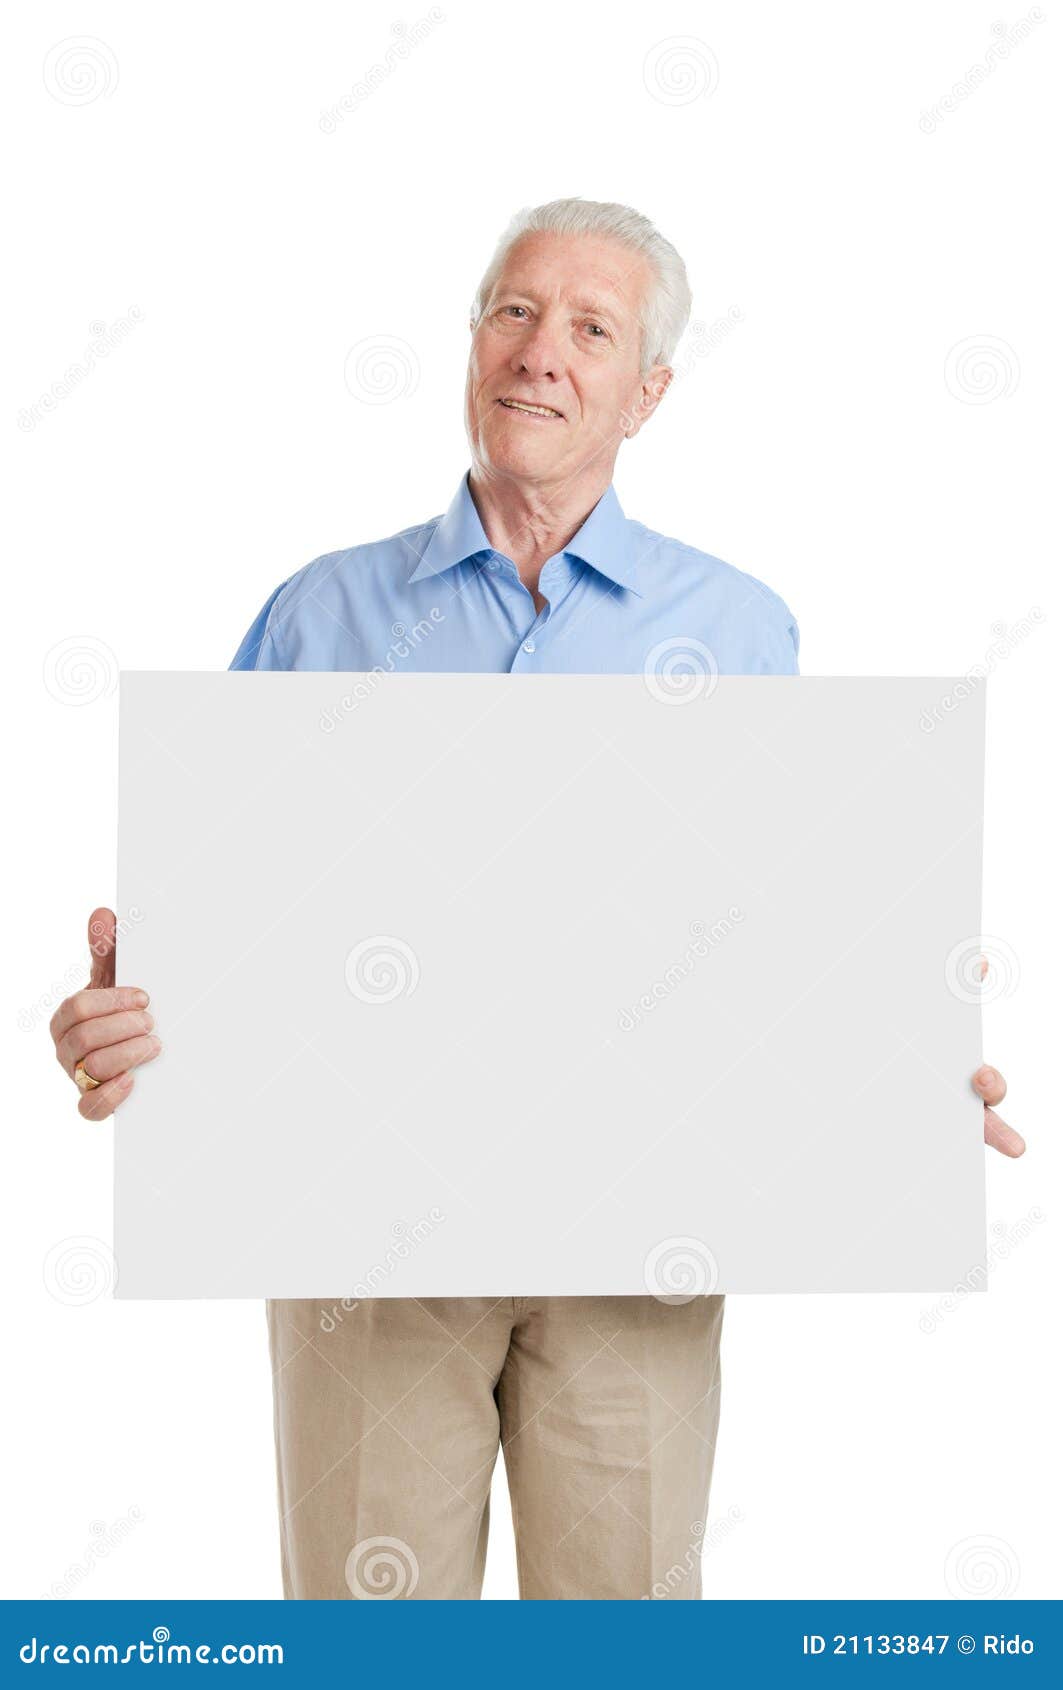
[471,197,692,374]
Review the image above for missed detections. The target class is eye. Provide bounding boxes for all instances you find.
[584,322,607,339]
[501,304,529,319]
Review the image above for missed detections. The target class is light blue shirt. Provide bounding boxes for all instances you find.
[230,471,799,677]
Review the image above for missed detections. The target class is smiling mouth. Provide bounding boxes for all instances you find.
[497,397,564,420]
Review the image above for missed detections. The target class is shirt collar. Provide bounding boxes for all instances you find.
[407,471,644,597]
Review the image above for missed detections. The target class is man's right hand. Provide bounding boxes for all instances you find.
[49,908,161,1120]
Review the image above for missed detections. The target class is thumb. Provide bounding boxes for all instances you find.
[87,907,117,990]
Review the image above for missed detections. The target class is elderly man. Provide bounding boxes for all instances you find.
[50,198,1024,1601]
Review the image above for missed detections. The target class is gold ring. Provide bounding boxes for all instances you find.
[74,1059,101,1093]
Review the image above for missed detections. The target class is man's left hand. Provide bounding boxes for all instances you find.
[973,1065,1025,1157]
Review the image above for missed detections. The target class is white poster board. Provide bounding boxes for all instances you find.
[114,674,986,1298]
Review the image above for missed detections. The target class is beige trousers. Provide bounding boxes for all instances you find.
[267,1293,725,1600]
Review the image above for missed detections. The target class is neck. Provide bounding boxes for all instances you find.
[467,462,613,595]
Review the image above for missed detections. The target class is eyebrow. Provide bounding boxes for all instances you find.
[572,296,622,326]
[494,284,624,328]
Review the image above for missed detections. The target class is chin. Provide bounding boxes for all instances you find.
[481,431,562,480]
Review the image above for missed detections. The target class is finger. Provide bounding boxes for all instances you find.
[78,1070,135,1123]
[50,986,150,1043]
[56,1010,156,1077]
[983,1106,1025,1158]
[972,1065,1007,1107]
[88,908,117,990]
[74,1033,161,1088]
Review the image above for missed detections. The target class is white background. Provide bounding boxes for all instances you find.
[3,0,1059,1600]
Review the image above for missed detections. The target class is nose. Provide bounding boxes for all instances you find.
[511,315,564,382]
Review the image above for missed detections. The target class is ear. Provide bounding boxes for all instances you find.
[621,365,674,439]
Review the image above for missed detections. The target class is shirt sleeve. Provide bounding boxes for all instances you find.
[784,610,801,675]
[228,582,290,671]
[754,600,800,675]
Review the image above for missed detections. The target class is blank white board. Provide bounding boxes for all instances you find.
[115,674,986,1297]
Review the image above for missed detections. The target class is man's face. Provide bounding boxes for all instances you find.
[465,232,671,490]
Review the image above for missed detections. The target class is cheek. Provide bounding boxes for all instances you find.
[579,371,626,424]
[465,355,493,416]
[470,332,505,383]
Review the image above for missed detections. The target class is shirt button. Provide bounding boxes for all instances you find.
[487,559,500,571]
[522,639,536,654]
